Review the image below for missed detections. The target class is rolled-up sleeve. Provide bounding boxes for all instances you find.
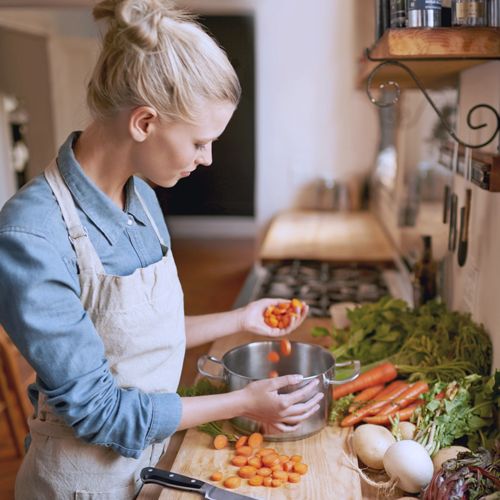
[0,227,182,459]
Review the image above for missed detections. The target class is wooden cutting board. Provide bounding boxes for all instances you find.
[259,210,395,262]
[139,319,397,500]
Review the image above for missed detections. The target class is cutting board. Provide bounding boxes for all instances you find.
[259,210,395,262]
[139,319,397,500]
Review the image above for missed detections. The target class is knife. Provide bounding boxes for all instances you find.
[140,467,259,500]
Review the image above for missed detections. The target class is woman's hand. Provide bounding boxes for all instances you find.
[241,374,323,433]
[238,298,309,338]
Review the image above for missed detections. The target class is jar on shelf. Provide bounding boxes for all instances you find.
[452,0,488,25]
[407,0,442,27]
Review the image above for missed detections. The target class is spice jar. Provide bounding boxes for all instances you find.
[407,0,442,27]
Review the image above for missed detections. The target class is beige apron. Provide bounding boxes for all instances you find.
[15,161,186,499]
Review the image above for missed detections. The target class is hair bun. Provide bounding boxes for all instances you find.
[93,0,184,51]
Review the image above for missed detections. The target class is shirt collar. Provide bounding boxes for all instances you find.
[57,131,149,245]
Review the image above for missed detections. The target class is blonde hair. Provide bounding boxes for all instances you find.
[88,0,241,122]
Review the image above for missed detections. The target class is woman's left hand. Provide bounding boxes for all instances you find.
[238,298,309,337]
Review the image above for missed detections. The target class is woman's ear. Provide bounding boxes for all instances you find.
[128,106,158,142]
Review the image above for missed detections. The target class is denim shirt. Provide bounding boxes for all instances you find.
[0,132,182,459]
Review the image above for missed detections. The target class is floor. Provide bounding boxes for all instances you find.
[0,237,256,500]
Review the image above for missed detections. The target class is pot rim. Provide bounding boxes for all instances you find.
[220,340,336,381]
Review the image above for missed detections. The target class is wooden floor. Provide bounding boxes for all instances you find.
[0,237,256,500]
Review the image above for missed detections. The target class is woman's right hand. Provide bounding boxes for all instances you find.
[241,374,324,433]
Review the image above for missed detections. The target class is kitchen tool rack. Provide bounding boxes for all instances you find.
[438,142,500,192]
[359,27,500,151]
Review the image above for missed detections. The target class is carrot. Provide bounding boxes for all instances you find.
[267,351,280,363]
[340,381,409,427]
[235,445,253,457]
[235,435,248,449]
[373,381,429,416]
[248,475,264,486]
[362,400,423,425]
[247,432,264,449]
[263,476,273,487]
[256,467,272,477]
[238,466,257,479]
[333,362,398,400]
[213,434,228,450]
[280,338,292,356]
[293,463,308,475]
[288,472,301,483]
[210,471,222,481]
[268,370,279,378]
[231,455,248,467]
[223,476,241,489]
[348,384,385,413]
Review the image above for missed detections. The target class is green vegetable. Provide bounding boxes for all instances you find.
[314,298,492,383]
[328,394,354,425]
[177,378,227,397]
[413,371,500,456]
[422,446,500,500]
[197,421,239,442]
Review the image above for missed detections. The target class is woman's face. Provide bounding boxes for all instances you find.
[135,101,236,188]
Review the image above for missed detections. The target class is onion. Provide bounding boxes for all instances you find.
[383,440,434,493]
[352,424,396,469]
[432,446,470,471]
[396,422,416,440]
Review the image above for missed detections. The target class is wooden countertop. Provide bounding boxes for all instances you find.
[258,211,395,262]
[138,319,400,500]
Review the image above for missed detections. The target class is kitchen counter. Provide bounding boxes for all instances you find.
[138,319,401,500]
[259,210,396,262]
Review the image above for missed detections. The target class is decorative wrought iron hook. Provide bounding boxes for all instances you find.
[366,58,500,150]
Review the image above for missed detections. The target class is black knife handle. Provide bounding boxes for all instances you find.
[140,467,204,492]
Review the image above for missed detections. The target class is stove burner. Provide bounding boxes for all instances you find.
[256,260,391,318]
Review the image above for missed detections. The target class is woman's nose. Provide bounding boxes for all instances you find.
[198,145,212,167]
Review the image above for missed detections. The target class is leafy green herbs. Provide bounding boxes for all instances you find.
[177,378,227,397]
[413,371,499,456]
[313,298,492,383]
[197,421,239,442]
[328,394,354,425]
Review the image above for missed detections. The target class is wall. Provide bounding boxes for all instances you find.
[0,25,55,178]
[445,61,500,369]
[0,2,379,238]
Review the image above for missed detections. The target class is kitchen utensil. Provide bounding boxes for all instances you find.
[197,341,360,441]
[449,193,458,251]
[448,141,459,252]
[458,147,472,266]
[140,468,258,500]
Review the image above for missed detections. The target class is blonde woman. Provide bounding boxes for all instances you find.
[0,1,322,498]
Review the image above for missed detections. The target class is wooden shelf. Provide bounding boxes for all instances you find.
[358,27,500,89]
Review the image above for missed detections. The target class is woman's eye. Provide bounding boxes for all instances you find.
[195,143,207,151]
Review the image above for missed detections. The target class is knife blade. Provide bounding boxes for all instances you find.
[140,467,259,500]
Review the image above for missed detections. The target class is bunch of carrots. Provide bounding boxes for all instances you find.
[211,432,309,489]
[333,362,429,427]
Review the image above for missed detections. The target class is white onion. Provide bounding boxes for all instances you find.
[383,440,434,493]
[352,424,396,469]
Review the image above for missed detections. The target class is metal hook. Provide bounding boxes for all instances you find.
[365,58,500,150]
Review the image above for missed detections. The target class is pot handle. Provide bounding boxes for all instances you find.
[326,359,361,386]
[197,354,225,382]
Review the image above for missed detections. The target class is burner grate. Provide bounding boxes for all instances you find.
[256,260,391,318]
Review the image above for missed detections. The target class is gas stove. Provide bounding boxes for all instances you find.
[235,259,407,318]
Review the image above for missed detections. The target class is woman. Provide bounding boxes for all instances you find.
[0,1,322,498]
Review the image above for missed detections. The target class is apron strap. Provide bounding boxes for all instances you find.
[44,160,105,273]
[134,188,169,256]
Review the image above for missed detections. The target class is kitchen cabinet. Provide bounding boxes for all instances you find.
[358,27,500,89]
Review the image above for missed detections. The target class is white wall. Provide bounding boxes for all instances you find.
[0,2,379,236]
[445,61,500,369]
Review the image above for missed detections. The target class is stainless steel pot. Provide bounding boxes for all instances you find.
[197,341,360,441]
